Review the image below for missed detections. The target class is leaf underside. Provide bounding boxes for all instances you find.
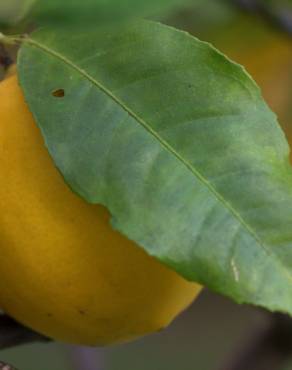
[18,20,292,315]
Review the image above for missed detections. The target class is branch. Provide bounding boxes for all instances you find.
[0,315,51,370]
[220,312,292,370]
[230,0,292,36]
[0,315,50,350]
[0,43,13,70]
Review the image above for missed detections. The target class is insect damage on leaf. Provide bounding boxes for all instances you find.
[52,88,65,97]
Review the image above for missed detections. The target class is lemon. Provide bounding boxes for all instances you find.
[0,75,201,345]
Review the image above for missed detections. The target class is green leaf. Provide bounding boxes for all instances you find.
[18,20,292,314]
[30,0,191,25]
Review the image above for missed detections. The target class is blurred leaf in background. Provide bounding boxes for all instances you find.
[0,0,36,25]
[33,0,186,23]
[2,0,200,26]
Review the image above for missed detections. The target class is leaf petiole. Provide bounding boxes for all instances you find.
[0,33,28,46]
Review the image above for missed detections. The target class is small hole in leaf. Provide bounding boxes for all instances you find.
[52,88,65,98]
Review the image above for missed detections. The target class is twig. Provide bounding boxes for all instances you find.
[220,312,292,370]
[0,43,13,70]
[0,315,51,370]
[0,314,50,350]
[230,0,292,36]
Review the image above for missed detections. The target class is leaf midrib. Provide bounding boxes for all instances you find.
[21,35,292,282]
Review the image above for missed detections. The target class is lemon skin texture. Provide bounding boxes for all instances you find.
[0,75,202,346]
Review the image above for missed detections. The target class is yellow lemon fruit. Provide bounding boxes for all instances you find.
[0,75,201,346]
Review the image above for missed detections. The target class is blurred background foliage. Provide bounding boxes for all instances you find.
[1,0,292,369]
